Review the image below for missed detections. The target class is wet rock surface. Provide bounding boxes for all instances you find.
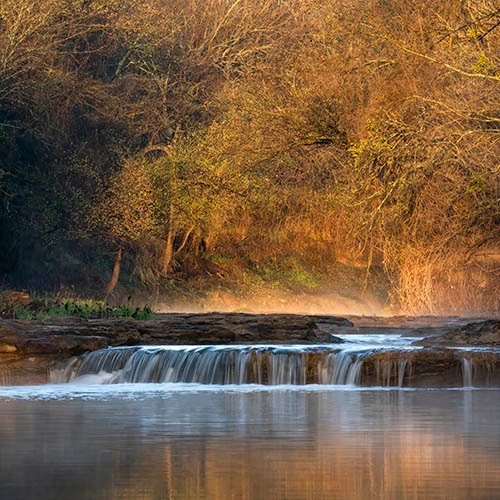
[361,348,500,387]
[414,319,500,347]
[0,314,498,385]
[0,314,349,384]
[0,314,348,354]
[339,315,491,337]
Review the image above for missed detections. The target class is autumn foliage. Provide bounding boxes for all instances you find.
[0,0,498,314]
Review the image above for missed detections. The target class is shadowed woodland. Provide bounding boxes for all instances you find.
[0,0,498,314]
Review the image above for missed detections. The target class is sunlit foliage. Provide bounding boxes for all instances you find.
[0,0,498,313]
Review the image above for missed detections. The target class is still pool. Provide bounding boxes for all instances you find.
[1,386,499,499]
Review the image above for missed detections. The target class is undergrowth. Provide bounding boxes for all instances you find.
[13,296,155,320]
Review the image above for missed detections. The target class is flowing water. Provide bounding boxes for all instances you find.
[52,333,499,388]
[54,344,377,386]
[1,332,500,499]
[52,333,423,387]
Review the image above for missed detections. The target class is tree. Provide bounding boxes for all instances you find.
[92,158,156,299]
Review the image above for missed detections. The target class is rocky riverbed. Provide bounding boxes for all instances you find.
[0,314,498,385]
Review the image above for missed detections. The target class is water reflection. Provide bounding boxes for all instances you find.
[1,389,499,499]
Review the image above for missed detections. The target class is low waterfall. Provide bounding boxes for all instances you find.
[53,344,500,388]
[0,368,10,386]
[375,358,409,387]
[462,357,473,387]
[460,353,498,387]
[54,345,413,387]
[318,351,366,385]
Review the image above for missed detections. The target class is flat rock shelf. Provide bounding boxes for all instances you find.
[0,314,499,387]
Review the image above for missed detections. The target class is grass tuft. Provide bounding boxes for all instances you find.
[12,296,155,320]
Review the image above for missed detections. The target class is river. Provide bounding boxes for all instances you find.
[1,330,499,499]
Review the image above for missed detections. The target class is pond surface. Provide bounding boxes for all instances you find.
[1,385,500,499]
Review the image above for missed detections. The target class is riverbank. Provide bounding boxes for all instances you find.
[1,314,498,386]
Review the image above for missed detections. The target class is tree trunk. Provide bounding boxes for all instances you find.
[105,247,123,301]
[161,205,176,276]
[175,226,194,256]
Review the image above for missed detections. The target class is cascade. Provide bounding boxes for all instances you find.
[462,357,473,387]
[53,345,411,386]
[460,351,499,387]
[52,343,500,387]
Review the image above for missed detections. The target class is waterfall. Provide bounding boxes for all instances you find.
[52,344,500,387]
[53,345,414,387]
[0,368,10,386]
[317,351,366,385]
[374,359,409,387]
[462,357,473,387]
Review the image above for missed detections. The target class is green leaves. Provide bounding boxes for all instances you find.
[14,297,155,320]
